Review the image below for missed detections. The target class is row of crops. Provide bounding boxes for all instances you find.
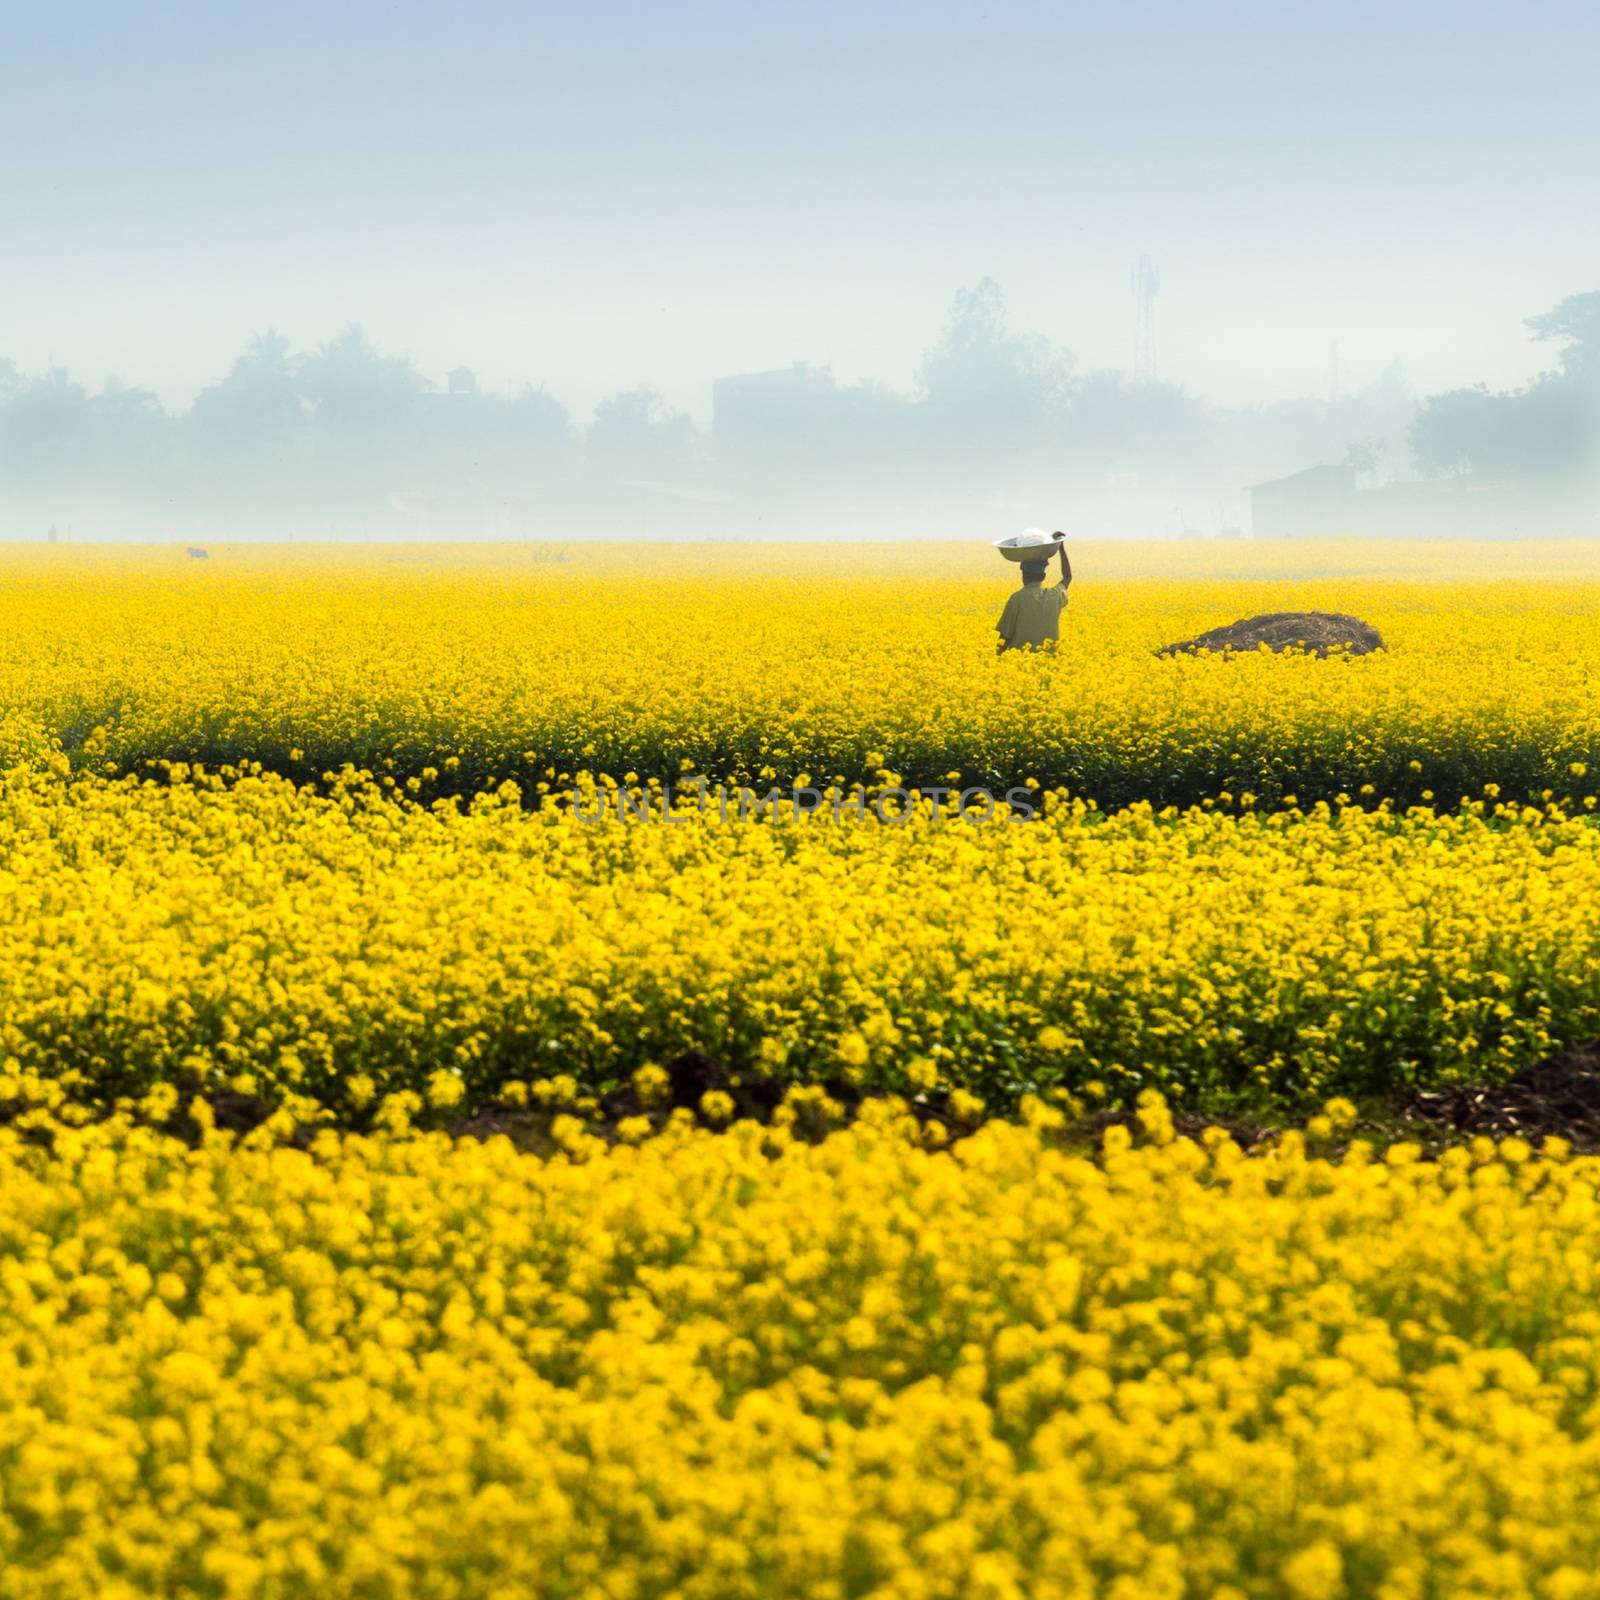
[0,544,1596,809]
[1,765,1596,1119]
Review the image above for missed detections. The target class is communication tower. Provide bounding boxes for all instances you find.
[1131,255,1159,384]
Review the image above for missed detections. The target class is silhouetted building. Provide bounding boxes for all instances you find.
[712,362,837,450]
[1247,463,1356,538]
[1347,478,1555,539]
[1245,463,1576,539]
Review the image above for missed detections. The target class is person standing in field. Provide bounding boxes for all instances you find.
[996,534,1071,653]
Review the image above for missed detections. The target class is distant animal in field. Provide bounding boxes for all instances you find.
[186,547,209,560]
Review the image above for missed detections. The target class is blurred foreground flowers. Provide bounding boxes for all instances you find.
[5,1100,1600,1597]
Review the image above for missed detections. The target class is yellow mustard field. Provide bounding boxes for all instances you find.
[0,539,1596,807]
[7,1098,1600,1599]
[5,538,1600,1600]
[2,766,1598,1113]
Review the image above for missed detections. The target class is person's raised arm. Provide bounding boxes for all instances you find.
[1053,536,1072,590]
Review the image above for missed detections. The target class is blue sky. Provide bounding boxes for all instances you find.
[4,0,1596,417]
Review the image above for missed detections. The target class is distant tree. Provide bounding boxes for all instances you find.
[190,329,304,441]
[1410,386,1512,477]
[88,377,179,515]
[1526,292,1600,378]
[1342,440,1380,478]
[508,384,571,454]
[1062,371,1213,486]
[836,379,918,467]
[295,324,426,430]
[88,371,164,428]
[0,368,91,481]
[90,369,168,451]
[183,330,311,529]
[913,279,1075,494]
[587,386,700,480]
[1515,369,1596,481]
[409,379,576,532]
[1344,360,1415,456]
[918,279,1073,419]
[1411,292,1599,483]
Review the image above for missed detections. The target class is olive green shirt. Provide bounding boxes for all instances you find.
[996,581,1068,651]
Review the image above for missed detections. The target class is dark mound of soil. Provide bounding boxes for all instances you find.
[1157,611,1384,658]
[1405,1043,1600,1149]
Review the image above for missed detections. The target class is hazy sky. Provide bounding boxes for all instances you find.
[4,0,1596,420]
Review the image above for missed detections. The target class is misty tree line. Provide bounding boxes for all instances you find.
[1408,295,1599,484]
[1,284,1594,537]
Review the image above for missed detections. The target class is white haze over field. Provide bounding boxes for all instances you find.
[2,0,1596,540]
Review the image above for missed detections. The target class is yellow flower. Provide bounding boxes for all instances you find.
[946,1089,986,1123]
[426,1069,466,1111]
[836,1032,870,1070]
[1282,1541,1344,1600]
[698,1090,735,1125]
[632,1064,671,1108]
